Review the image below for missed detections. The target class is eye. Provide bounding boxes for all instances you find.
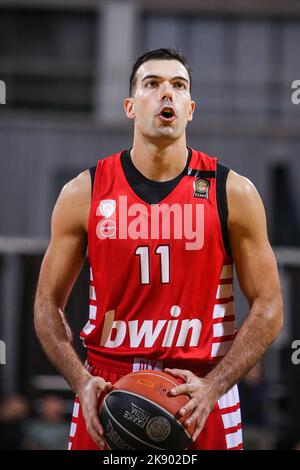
[174,81,186,89]
[145,80,158,88]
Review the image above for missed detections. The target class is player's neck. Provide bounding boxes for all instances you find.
[130,138,189,182]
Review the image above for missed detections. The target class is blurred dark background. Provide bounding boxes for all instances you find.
[0,0,300,450]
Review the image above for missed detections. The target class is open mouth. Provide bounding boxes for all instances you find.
[159,107,176,121]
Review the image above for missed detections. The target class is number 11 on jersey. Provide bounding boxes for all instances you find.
[135,245,170,285]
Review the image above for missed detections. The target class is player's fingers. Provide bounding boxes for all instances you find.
[164,368,191,380]
[82,399,103,443]
[189,408,209,442]
[103,381,112,392]
[84,393,103,436]
[94,377,112,392]
[192,426,202,443]
[179,397,198,416]
[169,383,194,397]
[90,414,103,435]
[96,380,112,399]
[80,379,110,449]
[103,440,110,450]
[192,416,206,442]
[185,407,201,429]
[86,419,106,449]
[85,386,99,411]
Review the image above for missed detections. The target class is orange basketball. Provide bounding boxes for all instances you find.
[99,369,195,450]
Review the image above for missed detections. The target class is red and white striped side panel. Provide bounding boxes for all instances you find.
[81,267,97,339]
[68,397,80,450]
[217,384,243,450]
[211,264,236,359]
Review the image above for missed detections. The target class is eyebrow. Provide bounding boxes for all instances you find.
[141,74,189,84]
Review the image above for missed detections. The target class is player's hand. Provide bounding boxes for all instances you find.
[164,368,218,443]
[77,374,112,449]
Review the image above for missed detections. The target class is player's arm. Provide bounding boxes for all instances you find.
[34,171,111,449]
[166,171,283,441]
[204,171,283,393]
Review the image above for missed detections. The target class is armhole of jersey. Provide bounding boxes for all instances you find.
[89,165,97,198]
[87,164,97,261]
[216,163,232,258]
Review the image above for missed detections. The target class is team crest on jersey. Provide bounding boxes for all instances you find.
[98,199,116,217]
[193,179,210,199]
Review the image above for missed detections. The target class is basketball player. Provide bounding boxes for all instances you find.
[34,49,283,450]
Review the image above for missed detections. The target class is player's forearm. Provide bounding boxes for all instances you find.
[34,293,91,394]
[205,294,283,399]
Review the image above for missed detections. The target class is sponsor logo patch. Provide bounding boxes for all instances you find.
[193,179,210,199]
[99,199,116,217]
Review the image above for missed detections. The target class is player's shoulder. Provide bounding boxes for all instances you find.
[227,169,259,201]
[60,169,91,204]
[226,170,265,227]
[52,170,91,233]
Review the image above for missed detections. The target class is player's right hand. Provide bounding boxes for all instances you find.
[77,375,112,449]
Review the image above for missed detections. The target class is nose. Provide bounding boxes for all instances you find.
[160,81,173,101]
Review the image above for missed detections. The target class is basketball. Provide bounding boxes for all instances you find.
[99,369,195,450]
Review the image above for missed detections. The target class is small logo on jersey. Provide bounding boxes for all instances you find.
[99,199,116,217]
[193,179,210,199]
[99,220,116,238]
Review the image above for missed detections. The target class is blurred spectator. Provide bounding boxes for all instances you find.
[24,395,69,450]
[239,362,272,449]
[0,395,29,449]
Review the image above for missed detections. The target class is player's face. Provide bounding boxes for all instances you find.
[124,60,195,142]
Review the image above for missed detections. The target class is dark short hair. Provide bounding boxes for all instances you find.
[129,48,192,96]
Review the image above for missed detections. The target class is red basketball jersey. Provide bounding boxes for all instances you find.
[81,148,236,367]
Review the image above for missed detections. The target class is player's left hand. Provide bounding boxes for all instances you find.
[164,368,219,443]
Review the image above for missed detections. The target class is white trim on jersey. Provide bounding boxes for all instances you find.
[68,399,80,450]
[82,321,96,335]
[216,284,232,299]
[220,264,233,279]
[213,321,235,338]
[70,422,76,438]
[221,408,241,429]
[89,305,97,320]
[218,385,243,449]
[213,301,234,319]
[225,428,243,449]
[89,286,96,301]
[211,340,233,357]
[218,384,240,409]
[73,402,80,419]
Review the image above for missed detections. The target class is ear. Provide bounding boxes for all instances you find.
[124,97,135,120]
[188,100,196,122]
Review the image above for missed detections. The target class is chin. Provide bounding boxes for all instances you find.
[151,131,177,142]
[143,125,181,142]
[157,126,179,137]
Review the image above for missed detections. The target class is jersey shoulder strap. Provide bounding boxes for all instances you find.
[89,165,97,196]
[216,163,231,257]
